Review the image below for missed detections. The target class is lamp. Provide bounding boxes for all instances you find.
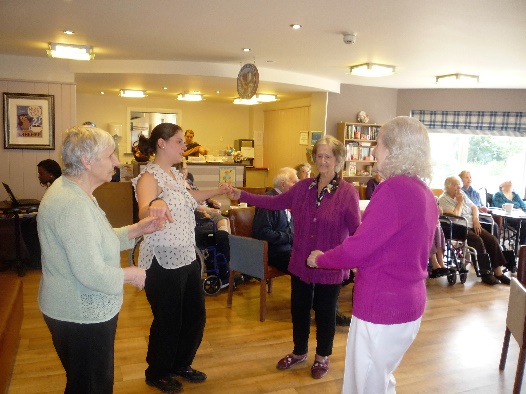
[177,93,203,101]
[436,73,479,84]
[255,94,278,102]
[119,89,146,98]
[349,63,395,77]
[233,97,260,105]
[47,43,94,60]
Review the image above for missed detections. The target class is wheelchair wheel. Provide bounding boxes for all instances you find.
[459,271,468,284]
[447,271,457,285]
[202,275,222,296]
[129,237,143,266]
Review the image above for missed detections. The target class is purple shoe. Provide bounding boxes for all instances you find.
[276,353,307,370]
[311,357,330,379]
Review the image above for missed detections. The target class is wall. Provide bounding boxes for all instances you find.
[326,84,398,135]
[76,94,252,164]
[0,79,76,202]
[397,89,526,114]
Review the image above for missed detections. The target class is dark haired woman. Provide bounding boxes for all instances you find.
[133,123,231,393]
[37,159,62,188]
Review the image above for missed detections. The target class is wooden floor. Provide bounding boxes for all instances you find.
[7,254,522,394]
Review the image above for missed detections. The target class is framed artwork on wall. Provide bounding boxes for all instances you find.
[3,92,55,150]
[309,131,323,146]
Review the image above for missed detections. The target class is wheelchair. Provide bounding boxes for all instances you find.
[438,214,477,285]
[128,218,229,296]
[194,217,230,296]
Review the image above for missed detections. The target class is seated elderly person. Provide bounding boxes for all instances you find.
[365,170,383,200]
[459,170,490,213]
[438,176,510,285]
[493,180,526,245]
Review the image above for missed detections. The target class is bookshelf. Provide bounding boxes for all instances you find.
[337,122,381,184]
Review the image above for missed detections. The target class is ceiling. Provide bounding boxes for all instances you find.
[1,0,525,103]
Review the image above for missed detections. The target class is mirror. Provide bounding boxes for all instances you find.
[125,107,181,154]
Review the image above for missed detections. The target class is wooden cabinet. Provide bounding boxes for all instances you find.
[337,122,381,185]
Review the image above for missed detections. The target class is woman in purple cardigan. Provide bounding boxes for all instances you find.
[308,117,437,393]
[228,136,361,379]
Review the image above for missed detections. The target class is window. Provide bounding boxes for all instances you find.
[429,133,526,198]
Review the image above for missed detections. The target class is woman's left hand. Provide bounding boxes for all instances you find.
[307,250,324,268]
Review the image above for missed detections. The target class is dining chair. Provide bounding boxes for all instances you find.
[499,246,526,393]
[227,207,286,321]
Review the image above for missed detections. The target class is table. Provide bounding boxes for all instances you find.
[0,203,39,276]
[491,208,526,258]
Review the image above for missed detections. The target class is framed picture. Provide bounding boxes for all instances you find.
[309,131,323,146]
[3,92,55,150]
[299,131,309,145]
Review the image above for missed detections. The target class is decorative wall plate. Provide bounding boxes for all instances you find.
[237,63,259,99]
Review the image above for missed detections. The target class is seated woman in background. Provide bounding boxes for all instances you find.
[183,129,208,157]
[493,180,526,245]
[459,170,490,213]
[294,162,312,180]
[365,169,383,199]
[37,159,62,188]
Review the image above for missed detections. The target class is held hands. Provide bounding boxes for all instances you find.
[307,250,324,268]
[218,183,233,195]
[149,199,174,225]
[123,266,146,291]
[227,187,242,201]
[137,215,165,235]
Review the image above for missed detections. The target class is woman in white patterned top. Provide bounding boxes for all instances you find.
[133,123,231,393]
[38,126,162,394]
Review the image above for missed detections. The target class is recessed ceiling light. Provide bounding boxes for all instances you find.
[47,43,94,60]
[349,63,395,77]
[435,73,479,84]
[100,91,105,95]
[163,86,168,90]
[63,30,75,35]
[233,97,259,105]
[243,48,251,52]
[290,24,302,29]
[177,93,203,101]
[216,91,220,94]
[119,89,147,98]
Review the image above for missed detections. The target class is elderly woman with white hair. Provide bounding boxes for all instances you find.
[37,126,162,394]
[307,117,438,393]
[229,135,361,380]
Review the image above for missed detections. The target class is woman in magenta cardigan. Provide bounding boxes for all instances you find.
[308,117,437,393]
[228,135,360,379]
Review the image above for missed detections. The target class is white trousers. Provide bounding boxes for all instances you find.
[342,316,422,394]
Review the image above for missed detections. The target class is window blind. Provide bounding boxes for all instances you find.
[411,110,526,136]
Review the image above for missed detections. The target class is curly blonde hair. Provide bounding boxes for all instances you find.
[378,117,432,182]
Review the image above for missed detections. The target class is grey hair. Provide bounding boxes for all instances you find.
[311,135,346,173]
[377,117,432,182]
[444,175,461,190]
[62,126,115,177]
[273,167,297,189]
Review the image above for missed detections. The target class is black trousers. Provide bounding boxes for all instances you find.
[268,250,291,274]
[467,227,507,268]
[290,275,341,357]
[144,257,206,380]
[43,313,118,394]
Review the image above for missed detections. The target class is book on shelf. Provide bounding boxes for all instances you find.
[346,161,357,176]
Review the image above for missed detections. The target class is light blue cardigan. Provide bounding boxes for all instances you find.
[38,176,134,323]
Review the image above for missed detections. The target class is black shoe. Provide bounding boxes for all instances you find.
[146,376,183,393]
[173,366,207,383]
[336,311,351,326]
[495,274,511,285]
[481,274,499,286]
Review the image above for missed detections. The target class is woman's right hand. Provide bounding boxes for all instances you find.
[123,266,146,290]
